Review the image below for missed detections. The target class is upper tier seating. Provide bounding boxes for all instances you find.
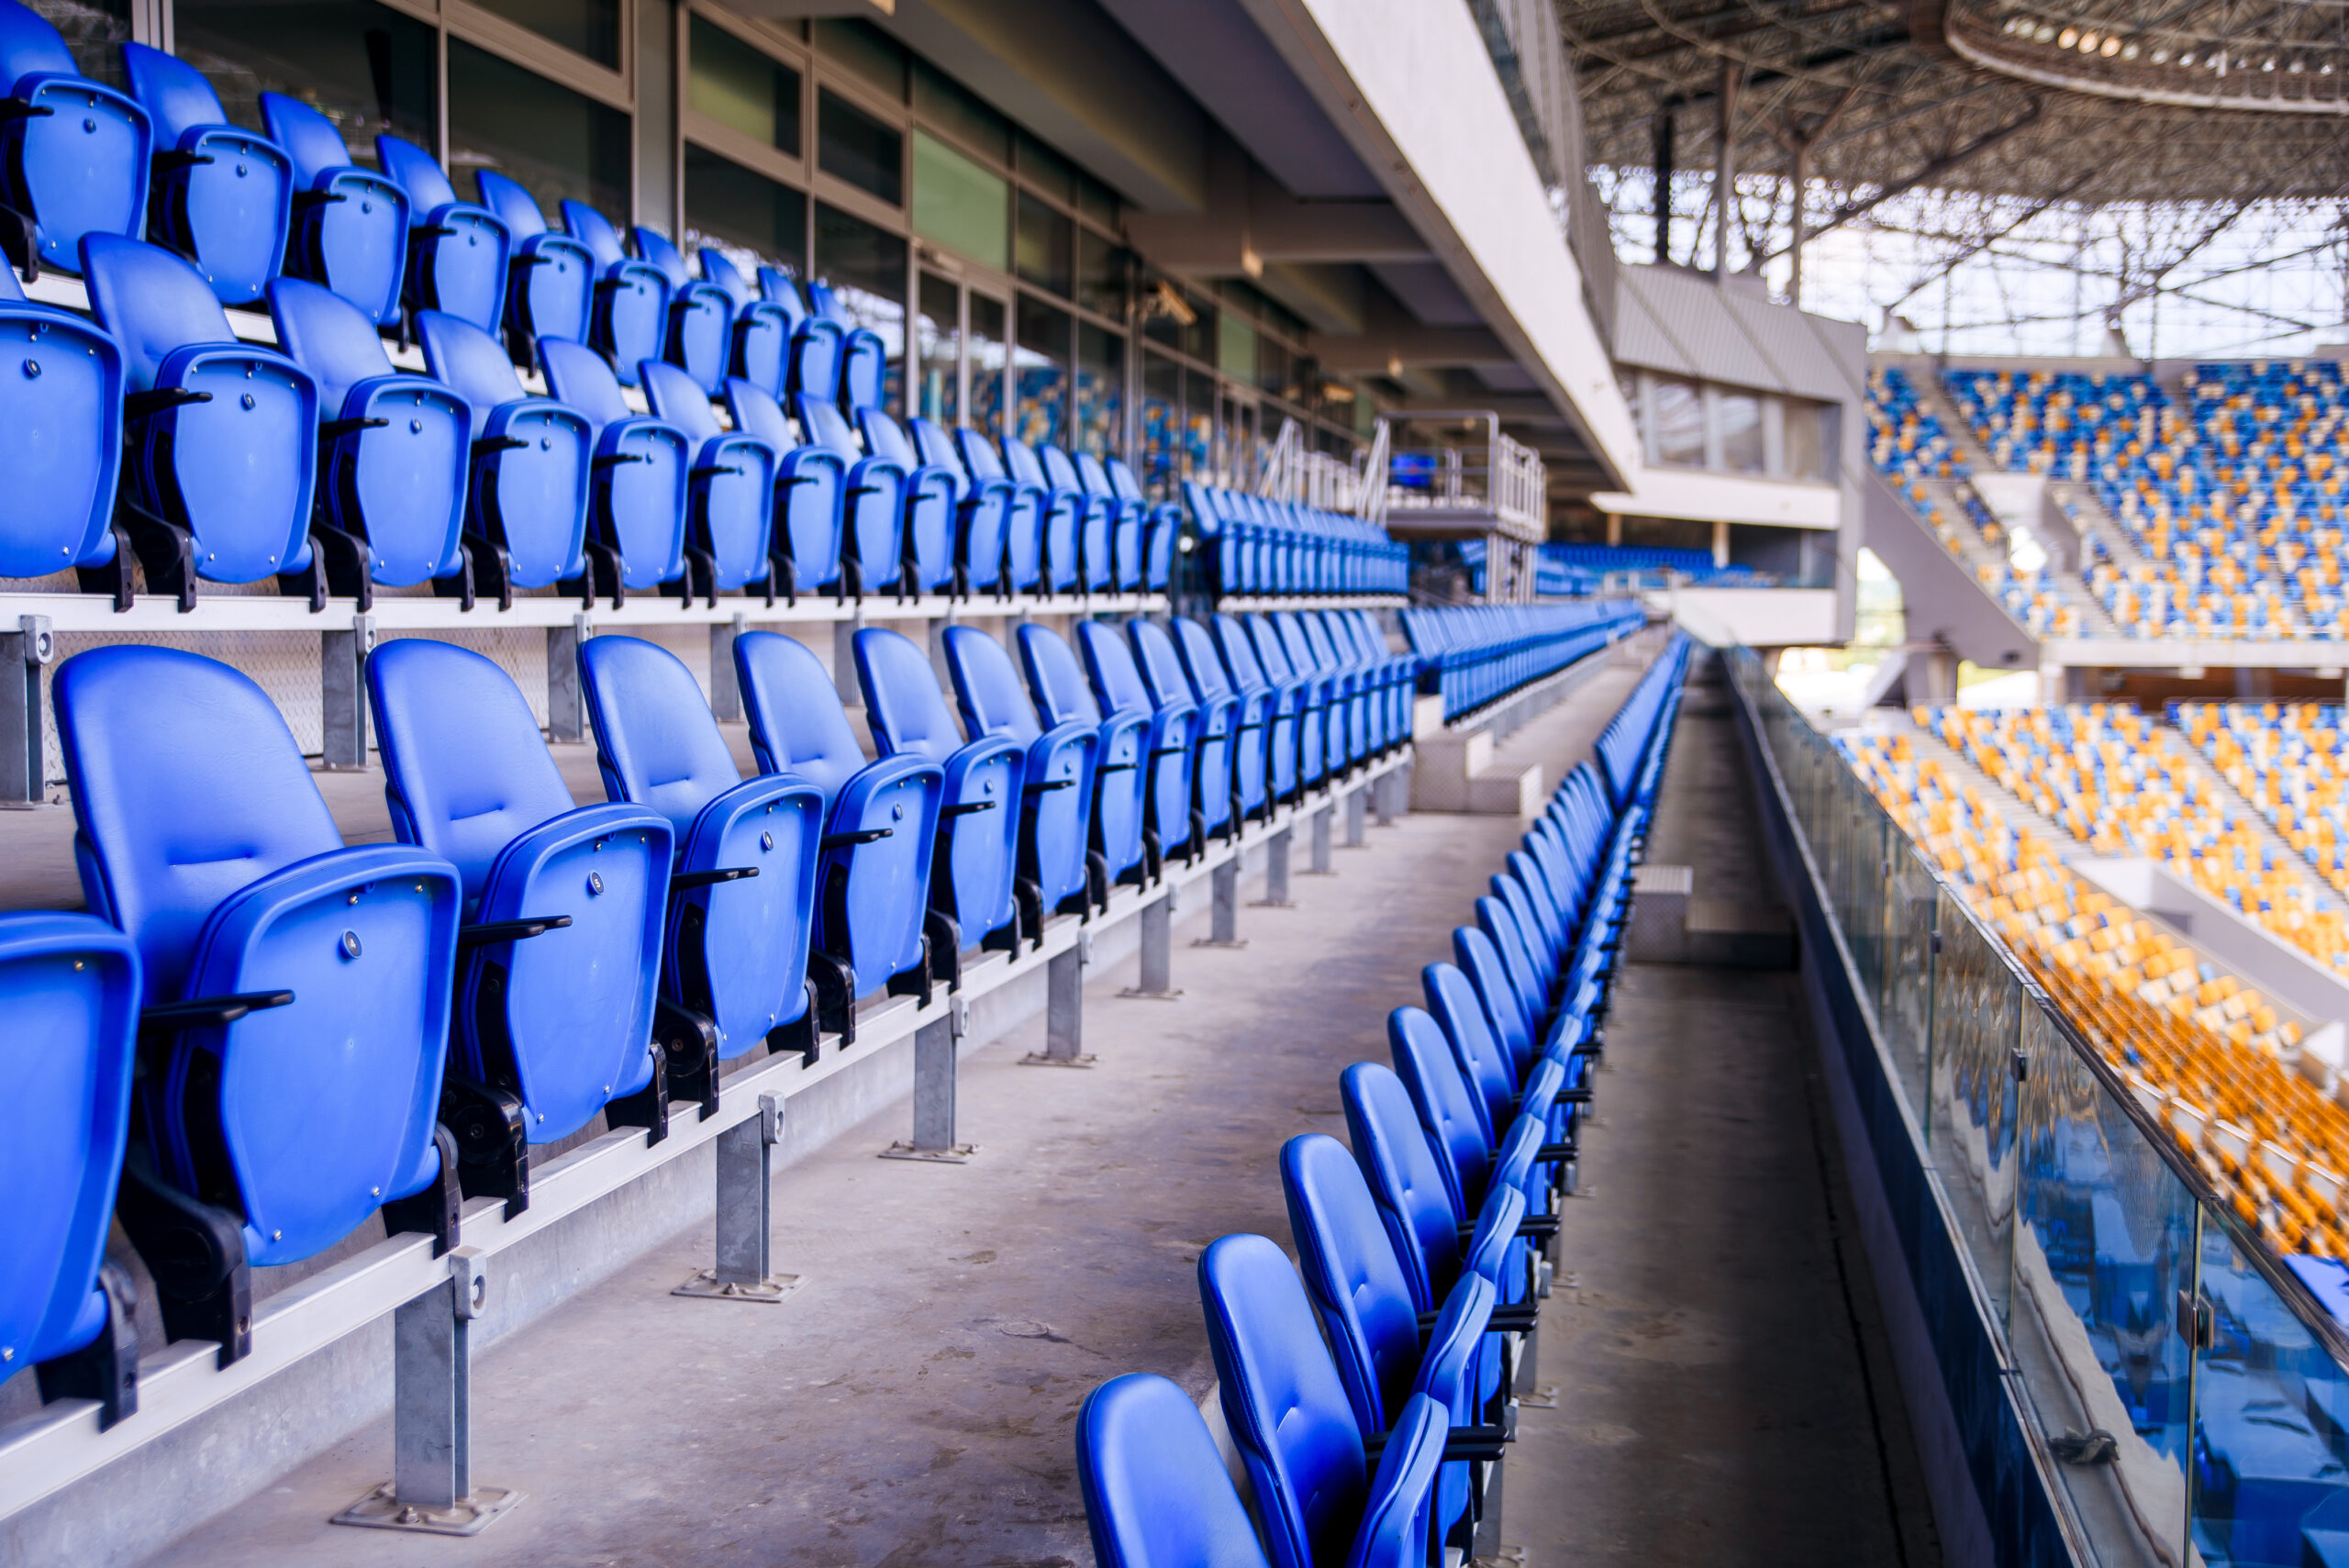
[1400,603,1643,723]
[119,42,292,308]
[472,168,593,363]
[944,624,1100,918]
[0,260,125,583]
[374,134,508,338]
[0,0,149,277]
[257,94,409,328]
[2175,702,2349,906]
[1183,482,1408,599]
[540,336,693,600]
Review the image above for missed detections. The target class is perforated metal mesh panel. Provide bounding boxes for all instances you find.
[39,629,328,801]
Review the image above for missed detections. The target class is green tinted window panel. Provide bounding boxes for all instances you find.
[689,16,801,158]
[470,0,619,68]
[911,130,1007,270]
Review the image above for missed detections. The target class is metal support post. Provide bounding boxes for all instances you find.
[320,614,373,771]
[885,997,974,1159]
[833,614,864,709]
[332,1251,518,1535]
[0,614,52,806]
[1194,858,1245,948]
[1344,785,1367,848]
[707,614,746,722]
[1307,806,1334,874]
[546,616,593,742]
[1120,887,1181,999]
[1026,930,1097,1064]
[1253,828,1296,907]
[675,1094,802,1302]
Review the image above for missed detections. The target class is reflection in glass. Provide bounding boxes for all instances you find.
[1014,296,1070,449]
[818,89,901,206]
[912,129,1007,270]
[1016,128,1074,204]
[176,0,435,159]
[1141,351,1180,498]
[1017,191,1072,298]
[1721,391,1765,473]
[1785,399,1824,480]
[685,143,806,271]
[968,294,1008,437]
[1183,367,1215,482]
[1931,885,2019,1327]
[816,202,907,414]
[814,19,907,102]
[1076,228,1125,318]
[1652,377,1705,466]
[449,39,630,219]
[688,16,800,159]
[470,0,619,69]
[1074,323,1123,459]
[913,59,1008,164]
[916,273,961,427]
[26,0,128,86]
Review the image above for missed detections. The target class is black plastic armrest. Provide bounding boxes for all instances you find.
[691,463,742,480]
[1535,1141,1576,1163]
[125,387,214,420]
[459,914,573,947]
[1096,762,1137,773]
[293,188,347,210]
[819,827,892,850]
[152,149,215,174]
[1442,1429,1512,1461]
[1487,1305,1540,1332]
[1024,779,1075,795]
[672,866,759,890]
[593,452,649,471]
[319,417,390,440]
[473,435,529,457]
[139,989,295,1033]
[1151,745,1189,758]
[0,100,53,122]
[940,800,997,817]
[1559,1086,1594,1104]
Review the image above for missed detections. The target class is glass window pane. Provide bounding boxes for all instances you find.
[1651,377,1705,467]
[818,90,902,206]
[1077,171,1118,229]
[1141,351,1180,499]
[912,59,1008,165]
[1257,335,1297,401]
[969,293,1008,437]
[28,0,129,88]
[470,0,618,68]
[1139,274,1188,352]
[916,272,960,427]
[1014,295,1070,450]
[175,0,434,157]
[814,18,906,102]
[1184,368,1216,480]
[816,201,907,413]
[1785,399,1823,481]
[1015,129,1074,204]
[1016,191,1072,297]
[1218,313,1257,384]
[1929,896,2019,1329]
[911,129,1007,270]
[1075,323,1122,459]
[685,143,806,271]
[1075,228,1124,319]
[688,17,800,159]
[1720,391,1765,473]
[449,39,630,219]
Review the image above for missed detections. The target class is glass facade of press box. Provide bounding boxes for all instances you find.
[117,0,1368,500]
[1625,368,1832,483]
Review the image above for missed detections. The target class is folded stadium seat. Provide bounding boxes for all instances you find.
[267,278,471,596]
[734,630,952,1003]
[0,261,124,585]
[469,169,592,367]
[414,308,593,595]
[1021,622,1148,889]
[0,0,147,276]
[1307,613,1377,759]
[367,639,672,1202]
[1475,895,1552,1033]
[556,199,666,386]
[1388,1006,1506,1218]
[1102,456,1176,593]
[1000,435,1084,594]
[56,646,464,1358]
[1073,450,1142,593]
[722,377,842,599]
[80,234,329,602]
[577,635,833,1056]
[118,44,290,306]
[1199,1231,1494,1568]
[795,393,912,599]
[1340,612,1410,755]
[1076,1370,1446,1568]
[0,912,139,1428]
[1424,962,1526,1140]
[539,336,691,601]
[640,359,777,598]
[909,416,1013,597]
[1176,616,1270,821]
[1454,926,1534,1070]
[943,624,1099,918]
[255,95,407,328]
[805,278,887,411]
[1131,618,1233,845]
[1239,614,1324,791]
[1180,482,1235,596]
[952,428,1045,593]
[1040,443,1113,592]
[373,134,509,335]
[855,405,957,595]
[1285,612,1363,770]
[766,269,846,403]
[632,228,731,394]
[853,627,1029,951]
[695,250,790,396]
[1081,620,1197,865]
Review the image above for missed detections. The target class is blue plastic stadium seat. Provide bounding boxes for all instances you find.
[697,249,791,395]
[770,269,845,402]
[0,0,148,275]
[368,639,672,1197]
[633,228,731,394]
[1022,623,1147,888]
[56,646,464,1359]
[1105,458,1175,592]
[1081,620,1197,865]
[796,393,908,599]
[724,376,842,597]
[472,168,592,364]
[119,43,290,306]
[1175,617,1267,822]
[0,262,123,583]
[559,199,666,387]
[954,428,1044,593]
[540,336,692,599]
[82,234,322,595]
[909,417,1011,597]
[1077,1372,1274,1568]
[1249,616,1327,787]
[1133,618,1233,843]
[268,278,470,593]
[944,625,1098,917]
[1074,451,1143,594]
[415,308,593,595]
[0,912,140,1428]
[1001,436,1083,593]
[1040,443,1112,592]
[258,94,408,328]
[641,359,777,597]
[734,630,948,1005]
[374,134,509,335]
[856,405,957,595]
[855,627,1028,951]
[1213,616,1300,801]
[806,277,887,411]
[578,635,829,1061]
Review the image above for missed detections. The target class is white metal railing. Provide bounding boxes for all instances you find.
[1375,413,1547,541]
[1256,417,1380,516]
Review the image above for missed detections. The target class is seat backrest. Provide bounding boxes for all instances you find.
[575,636,742,846]
[373,132,458,216]
[1017,623,1102,728]
[1197,1232,1368,1568]
[1213,615,1270,693]
[732,631,866,808]
[758,265,808,328]
[640,358,720,441]
[795,394,860,456]
[1340,1061,1463,1312]
[1039,443,1083,493]
[367,639,576,906]
[1105,456,1144,502]
[942,625,1041,745]
[0,2,82,93]
[854,627,967,764]
[957,428,1010,484]
[472,168,550,239]
[1173,617,1236,702]
[1000,436,1049,488]
[1129,619,1196,715]
[416,308,526,421]
[266,277,395,414]
[1249,617,1299,684]
[1386,1006,1488,1218]
[54,647,343,996]
[1074,450,1115,498]
[559,198,629,267]
[80,232,233,390]
[721,377,795,450]
[632,226,689,286]
[1453,925,1531,1073]
[119,39,228,144]
[909,417,965,478]
[1076,1373,1274,1568]
[1077,621,1152,717]
[700,248,752,306]
[1279,1133,1423,1438]
[858,406,918,467]
[538,336,631,428]
[1424,961,1514,1136]
[258,93,355,186]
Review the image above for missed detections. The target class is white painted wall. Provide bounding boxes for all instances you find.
[1658,587,1840,647]
[1590,471,1841,530]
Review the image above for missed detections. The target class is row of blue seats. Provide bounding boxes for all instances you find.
[1076,634,1693,1568]
[1399,603,1643,723]
[1183,484,1408,599]
[0,607,1408,1426]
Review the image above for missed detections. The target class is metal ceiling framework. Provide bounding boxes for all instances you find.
[1560,0,2349,354]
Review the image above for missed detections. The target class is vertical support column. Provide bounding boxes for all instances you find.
[1026,931,1097,1064]
[885,998,975,1159]
[332,1252,517,1535]
[1373,769,1397,828]
[707,614,746,722]
[0,615,52,806]
[1254,827,1295,907]
[833,613,865,710]
[1307,806,1334,874]
[1344,784,1367,848]
[320,614,373,772]
[675,1094,801,1302]
[1195,858,1245,948]
[546,615,594,742]
[1120,888,1182,999]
